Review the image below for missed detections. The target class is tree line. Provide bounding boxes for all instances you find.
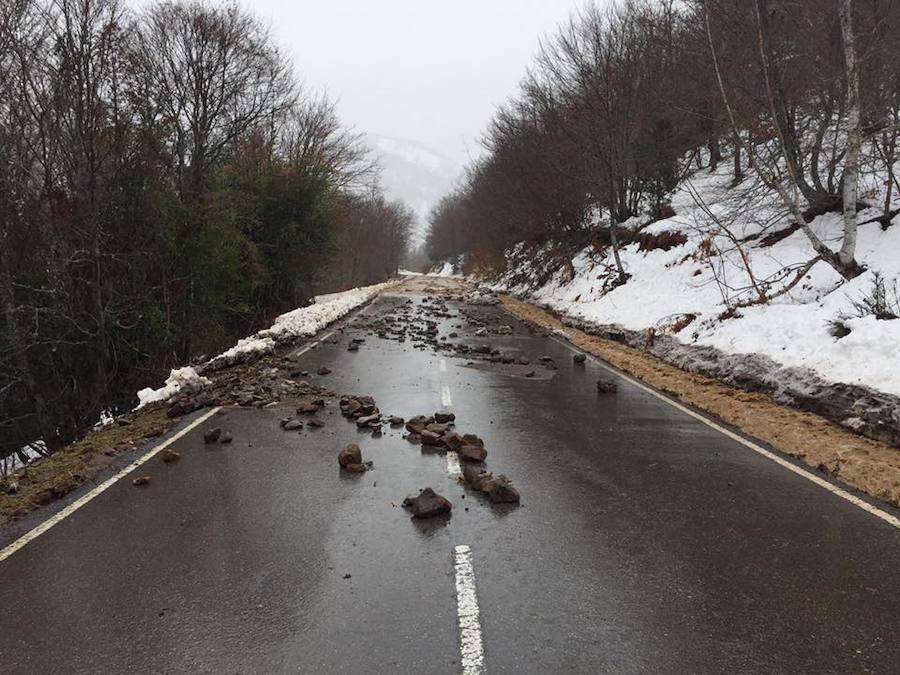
[427,0,899,286]
[0,0,412,461]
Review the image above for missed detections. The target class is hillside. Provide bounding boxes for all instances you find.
[367,134,461,242]
[482,157,900,444]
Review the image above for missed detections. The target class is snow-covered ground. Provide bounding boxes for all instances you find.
[137,278,400,406]
[488,162,900,398]
[432,260,463,278]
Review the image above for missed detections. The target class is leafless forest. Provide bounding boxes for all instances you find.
[427,0,899,286]
[0,0,412,460]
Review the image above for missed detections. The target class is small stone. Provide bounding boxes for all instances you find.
[283,419,303,431]
[203,428,222,444]
[483,475,520,504]
[442,432,462,451]
[405,415,432,434]
[433,411,456,423]
[525,370,536,378]
[344,463,368,473]
[420,430,443,446]
[597,379,618,393]
[404,487,452,519]
[219,433,233,444]
[338,443,363,469]
[132,475,150,486]
[388,416,404,426]
[356,414,380,428]
[307,418,325,428]
[317,366,331,376]
[573,353,587,364]
[347,342,359,352]
[458,444,487,462]
[161,449,180,463]
[297,402,320,414]
[462,465,492,491]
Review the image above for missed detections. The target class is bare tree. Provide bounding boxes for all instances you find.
[137,0,294,201]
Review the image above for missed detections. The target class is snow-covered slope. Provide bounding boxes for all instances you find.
[367,134,460,242]
[488,161,900,399]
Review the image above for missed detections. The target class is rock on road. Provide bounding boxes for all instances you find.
[1,275,899,674]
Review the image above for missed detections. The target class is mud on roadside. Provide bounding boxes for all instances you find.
[500,294,900,509]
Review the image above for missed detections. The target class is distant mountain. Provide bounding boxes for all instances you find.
[367,134,461,243]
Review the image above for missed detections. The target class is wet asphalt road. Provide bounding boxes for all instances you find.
[1,279,900,674]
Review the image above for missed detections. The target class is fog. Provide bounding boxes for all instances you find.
[245,0,591,163]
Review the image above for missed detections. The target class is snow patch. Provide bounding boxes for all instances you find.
[136,367,211,409]
[489,159,900,398]
[205,279,400,369]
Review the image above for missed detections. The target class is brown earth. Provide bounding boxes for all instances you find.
[0,408,174,524]
[500,294,900,508]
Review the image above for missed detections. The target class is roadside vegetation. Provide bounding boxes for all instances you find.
[427,0,899,291]
[0,0,413,463]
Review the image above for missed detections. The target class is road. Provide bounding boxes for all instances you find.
[1,276,899,674]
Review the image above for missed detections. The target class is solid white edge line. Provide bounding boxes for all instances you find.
[453,544,486,674]
[0,406,223,564]
[550,335,900,530]
[292,330,335,358]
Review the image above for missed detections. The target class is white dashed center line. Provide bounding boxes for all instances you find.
[446,451,462,477]
[439,358,447,373]
[441,385,452,408]
[453,545,486,674]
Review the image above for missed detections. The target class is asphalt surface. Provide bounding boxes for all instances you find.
[1,277,899,674]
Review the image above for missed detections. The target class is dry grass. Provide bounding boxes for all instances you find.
[501,294,900,508]
[0,408,172,524]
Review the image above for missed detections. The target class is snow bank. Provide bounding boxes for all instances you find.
[205,278,400,370]
[489,160,900,399]
[136,367,211,409]
[135,278,400,407]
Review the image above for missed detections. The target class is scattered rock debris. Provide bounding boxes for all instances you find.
[132,475,150,487]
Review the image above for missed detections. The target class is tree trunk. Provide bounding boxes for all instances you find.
[732,137,743,186]
[708,137,722,171]
[608,214,628,286]
[837,0,862,271]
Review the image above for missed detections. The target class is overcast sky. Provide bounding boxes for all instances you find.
[243,0,590,164]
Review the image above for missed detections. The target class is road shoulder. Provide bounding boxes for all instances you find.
[500,293,900,509]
